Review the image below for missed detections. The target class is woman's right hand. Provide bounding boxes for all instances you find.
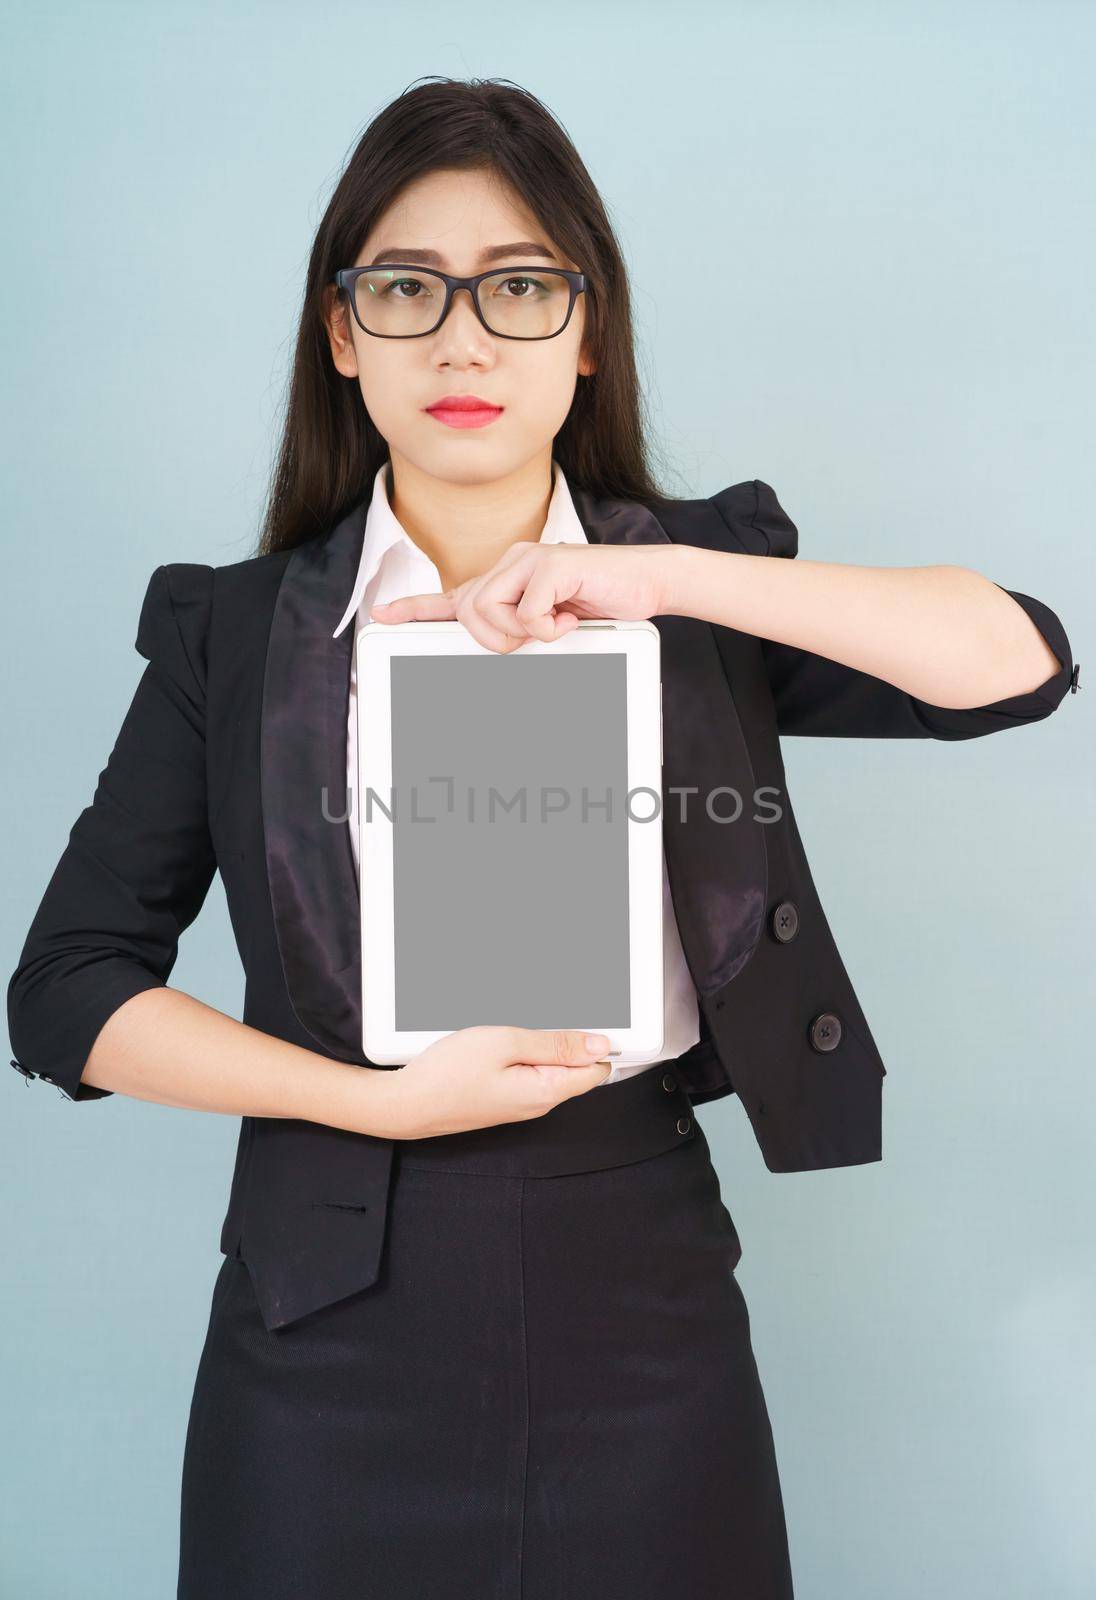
[377,1025,615,1139]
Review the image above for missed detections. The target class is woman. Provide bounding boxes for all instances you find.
[7,78,1077,1599]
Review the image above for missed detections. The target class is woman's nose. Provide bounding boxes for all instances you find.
[431,289,496,368]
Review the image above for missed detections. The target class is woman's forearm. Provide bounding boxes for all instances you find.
[80,986,405,1136]
[663,546,1063,710]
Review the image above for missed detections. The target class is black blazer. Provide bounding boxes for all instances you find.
[7,480,1078,1331]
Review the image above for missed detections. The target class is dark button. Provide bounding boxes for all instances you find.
[676,1116,692,1135]
[10,1057,38,1082]
[771,900,799,943]
[1069,663,1081,693]
[661,1072,678,1094]
[808,1013,843,1053]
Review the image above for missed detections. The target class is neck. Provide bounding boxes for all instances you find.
[386,449,555,592]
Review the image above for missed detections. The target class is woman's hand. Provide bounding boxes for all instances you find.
[376,1024,614,1139]
[369,542,681,653]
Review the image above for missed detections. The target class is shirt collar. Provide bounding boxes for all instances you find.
[331,458,587,639]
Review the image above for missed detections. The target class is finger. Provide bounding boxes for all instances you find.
[455,587,528,654]
[541,610,581,640]
[552,1060,615,1097]
[491,561,588,644]
[506,1028,613,1066]
[510,1059,614,1102]
[468,552,552,643]
[475,592,550,644]
[514,565,583,642]
[370,592,457,623]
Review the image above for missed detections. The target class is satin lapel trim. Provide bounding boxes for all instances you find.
[261,497,371,1061]
[569,486,767,994]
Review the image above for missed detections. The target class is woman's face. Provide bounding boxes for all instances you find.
[325,166,595,486]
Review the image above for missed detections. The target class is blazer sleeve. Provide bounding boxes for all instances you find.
[7,562,217,1101]
[711,480,1078,739]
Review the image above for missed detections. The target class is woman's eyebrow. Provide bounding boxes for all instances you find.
[366,242,560,267]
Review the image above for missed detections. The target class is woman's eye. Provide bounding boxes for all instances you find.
[382,278,429,299]
[496,276,542,298]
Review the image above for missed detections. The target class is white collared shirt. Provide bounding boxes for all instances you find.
[333,460,700,1081]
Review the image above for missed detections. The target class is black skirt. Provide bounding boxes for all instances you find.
[178,1062,794,1598]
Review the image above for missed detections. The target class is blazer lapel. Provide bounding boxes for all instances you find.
[569,485,768,996]
[260,481,769,1068]
[261,493,373,1061]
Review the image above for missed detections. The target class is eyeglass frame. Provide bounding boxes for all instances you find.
[334,264,587,341]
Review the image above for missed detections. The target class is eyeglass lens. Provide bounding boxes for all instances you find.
[350,269,574,338]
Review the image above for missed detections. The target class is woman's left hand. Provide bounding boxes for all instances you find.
[368,542,681,653]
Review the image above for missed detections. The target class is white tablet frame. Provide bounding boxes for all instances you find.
[355,618,665,1065]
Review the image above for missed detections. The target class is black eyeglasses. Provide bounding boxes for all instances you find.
[334,265,586,341]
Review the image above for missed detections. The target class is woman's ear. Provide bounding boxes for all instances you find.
[577,343,597,378]
[323,285,360,379]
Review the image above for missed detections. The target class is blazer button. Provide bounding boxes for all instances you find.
[771,900,800,942]
[661,1072,678,1094]
[10,1057,37,1082]
[676,1116,692,1135]
[808,1013,843,1053]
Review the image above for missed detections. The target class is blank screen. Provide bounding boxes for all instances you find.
[385,652,631,1030]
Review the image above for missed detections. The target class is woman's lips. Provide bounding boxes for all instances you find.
[425,395,504,430]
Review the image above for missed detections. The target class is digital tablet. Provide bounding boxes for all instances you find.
[355,618,665,1066]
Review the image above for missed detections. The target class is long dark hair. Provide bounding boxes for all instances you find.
[256,77,674,558]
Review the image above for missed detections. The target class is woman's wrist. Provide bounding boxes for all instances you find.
[293,1055,416,1139]
[657,543,725,621]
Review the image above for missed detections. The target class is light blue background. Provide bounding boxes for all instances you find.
[3,4,1092,1595]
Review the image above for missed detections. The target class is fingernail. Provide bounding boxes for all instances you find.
[585,1034,610,1053]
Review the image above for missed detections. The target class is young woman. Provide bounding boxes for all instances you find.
[8,78,1077,1599]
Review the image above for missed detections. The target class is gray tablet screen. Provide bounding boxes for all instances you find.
[381,652,632,1030]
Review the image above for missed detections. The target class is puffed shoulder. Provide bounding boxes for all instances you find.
[709,480,799,560]
[135,562,215,708]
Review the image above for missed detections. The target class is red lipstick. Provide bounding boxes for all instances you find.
[424,393,504,430]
